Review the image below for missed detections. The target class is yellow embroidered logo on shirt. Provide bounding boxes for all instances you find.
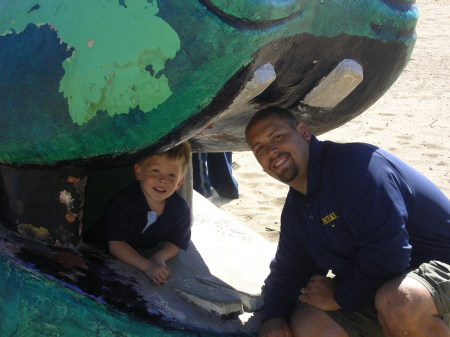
[322,212,339,226]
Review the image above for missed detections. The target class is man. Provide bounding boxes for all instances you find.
[245,107,450,337]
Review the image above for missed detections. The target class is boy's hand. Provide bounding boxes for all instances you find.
[144,260,171,285]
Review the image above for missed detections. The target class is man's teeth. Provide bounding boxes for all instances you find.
[274,157,287,168]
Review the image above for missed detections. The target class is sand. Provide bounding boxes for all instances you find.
[209,0,450,242]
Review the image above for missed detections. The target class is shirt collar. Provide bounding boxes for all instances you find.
[306,135,324,196]
[287,135,324,199]
[133,182,151,212]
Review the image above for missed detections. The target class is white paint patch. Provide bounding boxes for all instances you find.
[59,190,73,205]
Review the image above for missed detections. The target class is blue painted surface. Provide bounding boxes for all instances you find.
[0,256,229,337]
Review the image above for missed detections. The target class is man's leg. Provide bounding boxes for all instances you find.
[192,153,213,198]
[375,274,450,337]
[208,152,239,199]
[289,304,349,337]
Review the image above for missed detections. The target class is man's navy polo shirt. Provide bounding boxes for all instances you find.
[263,136,450,321]
[100,182,191,250]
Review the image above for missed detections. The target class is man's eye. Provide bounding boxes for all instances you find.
[152,169,160,173]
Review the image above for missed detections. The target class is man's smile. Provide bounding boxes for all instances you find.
[271,153,290,171]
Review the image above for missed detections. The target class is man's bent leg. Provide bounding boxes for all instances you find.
[375,264,450,337]
[289,304,348,337]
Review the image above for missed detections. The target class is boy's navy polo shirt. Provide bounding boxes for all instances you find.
[100,182,191,250]
[263,136,450,322]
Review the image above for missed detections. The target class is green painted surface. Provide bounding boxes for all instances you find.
[1,0,179,125]
[0,0,418,164]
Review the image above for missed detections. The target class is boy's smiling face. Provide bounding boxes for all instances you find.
[134,154,185,206]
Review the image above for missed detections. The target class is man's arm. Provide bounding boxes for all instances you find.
[262,200,323,323]
[331,150,413,310]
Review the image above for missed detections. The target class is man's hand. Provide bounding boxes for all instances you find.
[258,317,292,337]
[298,275,341,311]
[144,260,171,285]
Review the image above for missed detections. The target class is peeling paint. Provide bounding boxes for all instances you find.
[17,223,52,241]
[59,190,74,205]
[0,0,180,125]
[65,212,78,223]
[67,175,80,183]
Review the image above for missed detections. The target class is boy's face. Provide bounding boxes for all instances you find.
[134,154,185,204]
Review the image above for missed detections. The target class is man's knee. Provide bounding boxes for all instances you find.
[375,275,438,327]
[289,305,348,337]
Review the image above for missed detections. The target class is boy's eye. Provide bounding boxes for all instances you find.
[152,169,160,173]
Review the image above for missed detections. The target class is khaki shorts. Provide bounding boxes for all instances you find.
[408,260,450,326]
[309,261,450,337]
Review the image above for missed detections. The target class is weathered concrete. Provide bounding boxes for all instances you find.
[168,191,277,316]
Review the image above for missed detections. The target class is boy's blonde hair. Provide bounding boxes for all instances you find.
[139,142,192,174]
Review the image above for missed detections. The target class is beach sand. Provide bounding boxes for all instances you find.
[209,0,450,242]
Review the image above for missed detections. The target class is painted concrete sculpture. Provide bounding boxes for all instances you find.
[1,0,418,165]
[0,0,418,335]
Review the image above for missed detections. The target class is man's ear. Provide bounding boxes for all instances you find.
[176,177,185,190]
[296,122,311,141]
[134,163,142,181]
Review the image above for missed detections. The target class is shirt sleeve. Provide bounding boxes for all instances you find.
[333,152,413,311]
[102,195,132,242]
[166,196,191,250]
[262,201,326,322]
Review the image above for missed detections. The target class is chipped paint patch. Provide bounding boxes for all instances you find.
[66,212,78,223]
[67,176,80,183]
[17,223,52,241]
[59,190,74,205]
[59,189,79,223]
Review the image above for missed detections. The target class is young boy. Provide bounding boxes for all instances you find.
[89,142,192,285]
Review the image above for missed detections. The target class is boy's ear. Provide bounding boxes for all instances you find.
[134,163,142,181]
[175,177,185,191]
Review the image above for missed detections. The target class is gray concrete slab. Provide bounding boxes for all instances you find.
[168,191,277,316]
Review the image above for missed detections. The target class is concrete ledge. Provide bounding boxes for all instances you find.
[167,191,277,316]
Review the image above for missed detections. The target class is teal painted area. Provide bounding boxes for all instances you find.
[0,0,418,164]
[0,257,221,337]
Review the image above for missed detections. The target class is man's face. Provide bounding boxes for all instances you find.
[246,115,311,192]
